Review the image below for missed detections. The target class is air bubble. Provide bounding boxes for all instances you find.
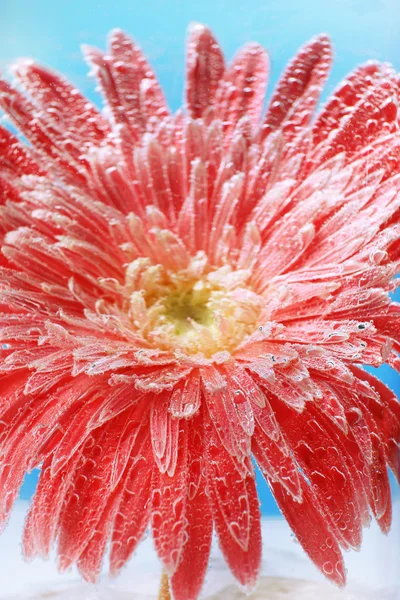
[323,561,334,575]
[233,390,246,404]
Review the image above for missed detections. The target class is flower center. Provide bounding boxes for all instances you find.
[124,252,263,357]
[162,285,213,333]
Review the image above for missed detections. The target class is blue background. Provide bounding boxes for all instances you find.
[1,0,400,514]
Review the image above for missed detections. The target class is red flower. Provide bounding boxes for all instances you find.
[1,23,400,599]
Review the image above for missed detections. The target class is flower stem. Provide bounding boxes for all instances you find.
[158,569,171,600]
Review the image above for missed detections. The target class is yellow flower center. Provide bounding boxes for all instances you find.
[124,252,263,357]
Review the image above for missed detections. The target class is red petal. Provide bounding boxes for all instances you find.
[109,403,149,491]
[351,366,400,431]
[140,136,176,223]
[151,421,189,574]
[205,414,261,588]
[307,399,374,531]
[271,397,364,550]
[185,23,225,118]
[222,366,255,435]
[170,412,213,600]
[0,80,90,187]
[57,414,130,570]
[333,373,394,530]
[150,390,181,476]
[169,370,201,419]
[261,35,332,140]
[177,157,208,254]
[76,482,122,582]
[109,441,153,575]
[170,487,212,600]
[205,423,251,551]
[217,42,269,136]
[82,43,138,162]
[313,62,385,146]
[0,125,43,181]
[0,378,94,528]
[13,61,110,149]
[271,480,346,587]
[314,67,398,163]
[351,366,400,481]
[252,422,302,500]
[23,451,82,559]
[50,396,106,476]
[201,365,251,463]
[84,29,168,146]
[109,29,168,125]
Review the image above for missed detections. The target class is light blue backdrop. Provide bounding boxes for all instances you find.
[1,0,400,513]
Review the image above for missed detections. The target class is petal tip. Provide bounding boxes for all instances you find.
[10,58,35,77]
[303,32,334,58]
[108,27,137,51]
[187,21,209,35]
[108,27,127,42]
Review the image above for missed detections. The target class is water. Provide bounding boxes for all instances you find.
[1,1,400,598]
[4,0,398,506]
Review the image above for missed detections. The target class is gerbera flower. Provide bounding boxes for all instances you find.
[0,22,400,600]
